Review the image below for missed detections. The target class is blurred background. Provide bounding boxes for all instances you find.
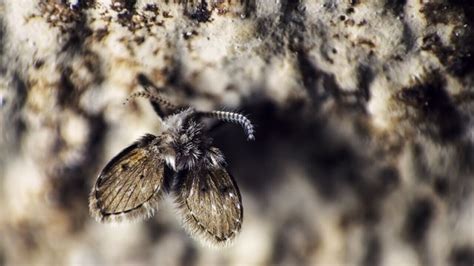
[1,1,473,265]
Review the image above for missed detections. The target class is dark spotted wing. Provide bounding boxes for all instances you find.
[89,134,165,222]
[173,166,243,247]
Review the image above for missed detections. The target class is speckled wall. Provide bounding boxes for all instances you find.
[0,1,473,265]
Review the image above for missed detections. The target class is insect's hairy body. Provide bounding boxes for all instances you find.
[162,108,224,172]
[89,89,253,247]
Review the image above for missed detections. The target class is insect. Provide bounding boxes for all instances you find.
[88,82,255,247]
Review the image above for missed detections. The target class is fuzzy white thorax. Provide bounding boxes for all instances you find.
[162,108,195,135]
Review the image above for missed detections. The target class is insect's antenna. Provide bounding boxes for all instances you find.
[124,91,177,110]
[198,111,255,140]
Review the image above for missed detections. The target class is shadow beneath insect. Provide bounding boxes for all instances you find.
[208,97,404,264]
[208,99,365,263]
[211,99,381,203]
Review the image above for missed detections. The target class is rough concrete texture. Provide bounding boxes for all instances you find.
[0,0,473,265]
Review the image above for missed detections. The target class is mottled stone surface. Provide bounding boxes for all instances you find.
[1,0,473,265]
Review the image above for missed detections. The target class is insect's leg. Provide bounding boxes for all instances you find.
[137,74,168,95]
[196,111,255,140]
[136,74,174,117]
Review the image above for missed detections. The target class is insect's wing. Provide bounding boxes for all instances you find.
[89,134,166,222]
[173,166,243,247]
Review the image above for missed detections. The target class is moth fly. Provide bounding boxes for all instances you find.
[89,82,254,247]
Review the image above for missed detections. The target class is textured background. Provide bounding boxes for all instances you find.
[0,0,473,265]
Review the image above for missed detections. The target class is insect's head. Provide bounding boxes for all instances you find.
[163,108,198,133]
